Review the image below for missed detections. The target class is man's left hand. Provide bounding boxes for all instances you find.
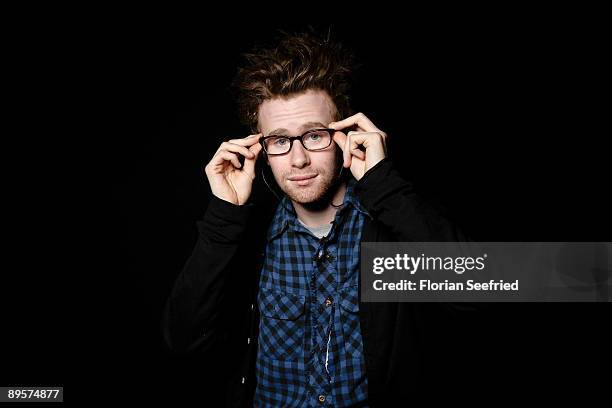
[329,112,388,181]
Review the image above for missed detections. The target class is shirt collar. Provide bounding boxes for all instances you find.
[266,178,369,242]
[343,177,369,216]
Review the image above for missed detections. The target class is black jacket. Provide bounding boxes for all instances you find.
[162,158,470,407]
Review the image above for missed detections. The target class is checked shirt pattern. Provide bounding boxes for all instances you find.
[254,179,370,407]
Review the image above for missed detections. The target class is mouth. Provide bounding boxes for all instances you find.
[287,173,318,186]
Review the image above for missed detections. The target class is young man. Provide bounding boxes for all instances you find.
[163,32,465,407]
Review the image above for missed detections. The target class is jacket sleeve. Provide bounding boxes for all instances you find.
[355,158,482,315]
[161,195,254,354]
[354,158,466,242]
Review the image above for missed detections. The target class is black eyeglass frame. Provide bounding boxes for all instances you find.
[259,128,335,156]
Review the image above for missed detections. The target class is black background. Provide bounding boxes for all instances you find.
[3,10,610,406]
[116,18,610,404]
[120,18,609,405]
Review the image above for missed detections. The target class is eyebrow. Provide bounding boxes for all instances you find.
[267,121,327,136]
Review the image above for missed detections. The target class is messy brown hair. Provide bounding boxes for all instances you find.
[231,29,356,132]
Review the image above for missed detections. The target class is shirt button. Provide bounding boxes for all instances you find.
[324,298,333,307]
[318,394,326,403]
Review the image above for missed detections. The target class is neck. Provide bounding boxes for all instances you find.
[291,182,347,228]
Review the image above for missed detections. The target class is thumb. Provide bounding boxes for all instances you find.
[243,143,262,175]
[332,131,351,168]
[332,131,347,152]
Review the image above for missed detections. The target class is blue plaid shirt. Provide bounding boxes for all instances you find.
[254,179,370,407]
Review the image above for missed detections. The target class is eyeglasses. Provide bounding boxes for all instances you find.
[259,128,334,156]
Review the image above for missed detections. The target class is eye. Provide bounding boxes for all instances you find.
[304,131,326,142]
[274,138,289,146]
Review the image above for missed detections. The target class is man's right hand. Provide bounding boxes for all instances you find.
[204,134,263,205]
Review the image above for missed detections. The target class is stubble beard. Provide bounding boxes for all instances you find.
[279,152,343,209]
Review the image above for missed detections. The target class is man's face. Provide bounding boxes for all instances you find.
[258,89,341,205]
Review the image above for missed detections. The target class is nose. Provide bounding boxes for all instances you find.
[289,141,310,168]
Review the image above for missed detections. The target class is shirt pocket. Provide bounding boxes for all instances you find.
[338,284,364,358]
[258,287,306,361]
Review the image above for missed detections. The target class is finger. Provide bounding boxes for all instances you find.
[218,142,255,159]
[243,143,262,174]
[332,130,350,166]
[344,132,351,168]
[346,131,379,162]
[329,112,380,133]
[347,131,368,165]
[349,131,387,163]
[348,131,384,146]
[227,133,262,148]
[352,148,366,160]
[216,151,242,169]
[333,130,366,163]
[247,141,262,156]
[332,130,347,151]
[348,131,362,153]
